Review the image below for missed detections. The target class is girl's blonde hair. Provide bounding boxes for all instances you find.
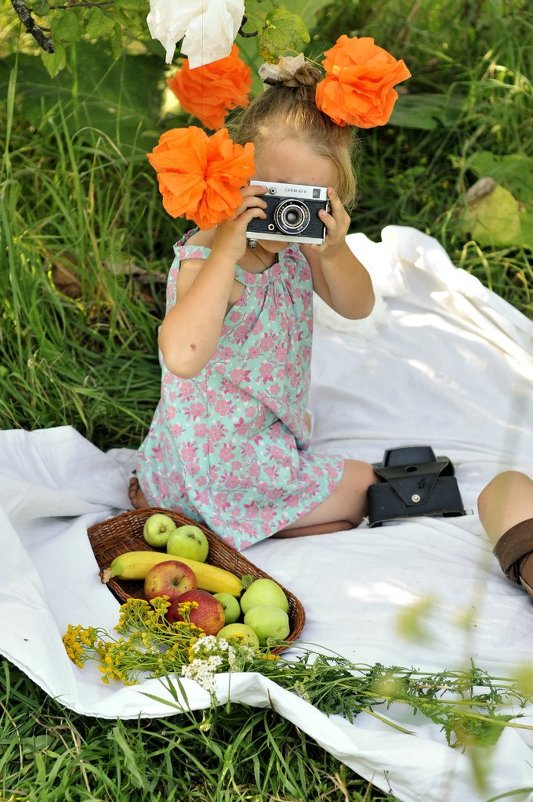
[230,62,358,210]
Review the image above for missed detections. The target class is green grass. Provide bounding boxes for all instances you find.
[0,0,532,798]
[0,660,395,802]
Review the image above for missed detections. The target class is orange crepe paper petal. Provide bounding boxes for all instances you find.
[316,35,411,128]
[168,45,251,131]
[147,126,255,229]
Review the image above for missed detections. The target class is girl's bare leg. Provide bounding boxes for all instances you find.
[273,459,378,538]
[477,471,533,592]
[128,460,378,536]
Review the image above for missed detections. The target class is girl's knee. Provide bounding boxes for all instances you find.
[343,459,378,487]
[341,459,378,524]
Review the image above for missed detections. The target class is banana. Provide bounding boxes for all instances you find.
[101,550,243,597]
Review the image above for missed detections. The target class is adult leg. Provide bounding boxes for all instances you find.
[477,471,533,593]
[273,459,378,538]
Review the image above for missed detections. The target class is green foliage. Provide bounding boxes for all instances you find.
[259,8,310,62]
[0,658,396,802]
[4,0,313,77]
[2,0,152,72]
[389,92,463,130]
[0,44,164,155]
[0,53,184,442]
[460,182,527,249]
[251,651,531,750]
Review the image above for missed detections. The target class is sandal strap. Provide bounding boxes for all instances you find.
[273,520,354,538]
[493,518,533,584]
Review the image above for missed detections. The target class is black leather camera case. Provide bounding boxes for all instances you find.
[367,446,466,527]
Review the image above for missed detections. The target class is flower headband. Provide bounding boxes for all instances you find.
[262,37,411,129]
[147,126,254,230]
[149,36,410,228]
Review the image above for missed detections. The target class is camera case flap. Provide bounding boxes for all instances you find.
[367,446,466,527]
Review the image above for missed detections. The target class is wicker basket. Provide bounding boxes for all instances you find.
[87,507,305,651]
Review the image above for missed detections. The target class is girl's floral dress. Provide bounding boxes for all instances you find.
[135,232,344,549]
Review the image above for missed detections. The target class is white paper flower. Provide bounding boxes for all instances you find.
[147,0,245,68]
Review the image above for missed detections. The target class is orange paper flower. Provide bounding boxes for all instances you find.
[168,45,252,131]
[316,35,411,128]
[147,126,255,230]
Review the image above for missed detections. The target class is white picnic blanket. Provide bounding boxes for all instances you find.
[1,226,533,802]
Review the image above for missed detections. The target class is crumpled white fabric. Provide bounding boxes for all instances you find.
[146,0,244,67]
[1,226,533,802]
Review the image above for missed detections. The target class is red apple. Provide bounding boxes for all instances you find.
[144,560,197,609]
[169,588,225,634]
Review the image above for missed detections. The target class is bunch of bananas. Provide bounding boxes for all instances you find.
[102,550,244,596]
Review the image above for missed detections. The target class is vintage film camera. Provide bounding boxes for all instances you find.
[246,180,330,245]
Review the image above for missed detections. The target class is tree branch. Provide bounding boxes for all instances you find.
[46,2,113,8]
[11,0,55,52]
[238,16,258,38]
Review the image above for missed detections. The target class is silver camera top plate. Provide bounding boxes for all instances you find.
[249,180,328,202]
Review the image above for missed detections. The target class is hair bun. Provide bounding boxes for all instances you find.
[259,54,321,90]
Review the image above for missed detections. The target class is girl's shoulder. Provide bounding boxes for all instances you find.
[184,227,215,248]
[173,227,214,262]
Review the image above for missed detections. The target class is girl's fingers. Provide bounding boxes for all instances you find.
[242,183,268,197]
[233,189,267,219]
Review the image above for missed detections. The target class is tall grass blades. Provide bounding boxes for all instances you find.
[0,51,188,447]
[312,0,532,317]
[0,660,396,802]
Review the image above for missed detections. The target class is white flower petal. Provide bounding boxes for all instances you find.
[146,0,244,67]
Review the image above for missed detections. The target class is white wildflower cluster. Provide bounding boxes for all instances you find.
[181,636,256,693]
[182,653,224,693]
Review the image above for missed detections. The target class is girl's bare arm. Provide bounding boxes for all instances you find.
[159,187,266,378]
[302,188,375,320]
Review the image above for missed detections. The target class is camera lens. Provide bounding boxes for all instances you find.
[274,199,310,235]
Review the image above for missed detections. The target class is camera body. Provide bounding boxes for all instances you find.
[246,180,329,245]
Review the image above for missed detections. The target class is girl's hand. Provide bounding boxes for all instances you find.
[212,184,267,265]
[312,187,351,257]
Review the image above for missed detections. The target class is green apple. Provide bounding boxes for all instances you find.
[240,578,289,615]
[213,592,241,625]
[244,606,290,646]
[217,623,260,650]
[143,513,177,547]
[167,524,209,562]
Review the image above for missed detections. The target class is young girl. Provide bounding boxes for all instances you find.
[129,59,378,549]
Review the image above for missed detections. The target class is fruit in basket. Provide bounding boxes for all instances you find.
[144,560,197,606]
[142,513,176,547]
[101,551,244,596]
[169,588,225,633]
[214,592,241,625]
[167,524,209,562]
[244,605,290,646]
[217,623,260,650]
[240,578,289,615]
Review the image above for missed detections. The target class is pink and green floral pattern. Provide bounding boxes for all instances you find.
[135,233,344,549]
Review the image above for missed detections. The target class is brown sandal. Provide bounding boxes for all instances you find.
[272,520,355,538]
[493,518,533,595]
